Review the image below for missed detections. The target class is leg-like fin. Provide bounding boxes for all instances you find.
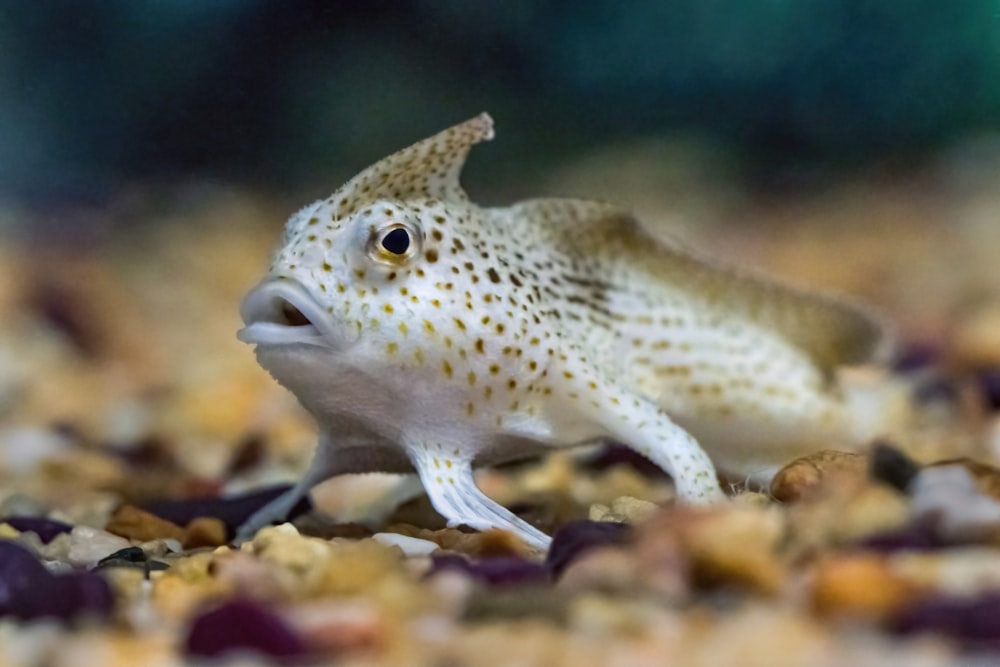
[235,434,341,543]
[410,446,551,550]
[596,397,726,504]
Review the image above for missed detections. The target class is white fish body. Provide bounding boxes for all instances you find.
[236,113,889,549]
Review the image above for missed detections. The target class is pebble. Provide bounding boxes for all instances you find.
[811,553,919,621]
[372,532,440,557]
[66,526,131,568]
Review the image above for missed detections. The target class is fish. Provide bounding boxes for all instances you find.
[235,113,890,549]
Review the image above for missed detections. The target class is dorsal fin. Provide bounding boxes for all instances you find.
[333,113,494,209]
[506,198,891,373]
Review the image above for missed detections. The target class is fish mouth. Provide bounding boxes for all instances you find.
[237,279,346,349]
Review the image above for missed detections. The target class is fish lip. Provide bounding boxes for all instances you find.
[237,279,346,349]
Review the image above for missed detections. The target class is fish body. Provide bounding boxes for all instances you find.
[237,114,888,548]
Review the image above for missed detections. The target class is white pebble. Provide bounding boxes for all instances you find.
[371,532,440,556]
[66,526,131,567]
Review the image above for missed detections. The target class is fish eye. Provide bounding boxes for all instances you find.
[368,222,421,265]
[381,227,410,255]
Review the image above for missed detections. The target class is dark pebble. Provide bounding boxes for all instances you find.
[110,435,176,468]
[143,485,311,540]
[96,546,169,572]
[225,434,267,476]
[857,523,944,553]
[99,546,147,564]
[427,554,549,586]
[0,541,114,622]
[545,520,632,579]
[891,593,1000,651]
[184,599,308,660]
[2,516,73,544]
[868,441,921,493]
[976,369,1000,412]
[892,342,943,373]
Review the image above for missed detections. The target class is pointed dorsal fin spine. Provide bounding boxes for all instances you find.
[331,113,494,212]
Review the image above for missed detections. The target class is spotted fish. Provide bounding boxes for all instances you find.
[236,113,889,549]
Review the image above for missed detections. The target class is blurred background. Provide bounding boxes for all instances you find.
[0,1,998,495]
[2,1,999,207]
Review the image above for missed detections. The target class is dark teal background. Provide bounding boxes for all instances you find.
[1,1,998,204]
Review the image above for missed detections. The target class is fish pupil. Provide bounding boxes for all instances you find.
[382,228,410,255]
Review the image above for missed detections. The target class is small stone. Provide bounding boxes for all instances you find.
[144,484,311,540]
[546,521,633,579]
[929,456,1000,501]
[106,504,185,543]
[770,449,866,503]
[557,546,656,596]
[2,516,73,544]
[0,541,115,622]
[645,505,787,595]
[869,441,921,493]
[181,517,228,549]
[0,493,48,518]
[66,526,131,568]
[909,464,1000,544]
[372,532,440,557]
[811,553,919,621]
[184,599,308,659]
[427,554,548,586]
[890,593,1000,650]
[588,496,658,524]
[289,601,385,654]
[97,546,147,566]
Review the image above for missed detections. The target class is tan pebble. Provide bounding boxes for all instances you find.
[150,551,231,622]
[639,505,787,595]
[181,516,228,549]
[407,526,536,558]
[811,553,919,621]
[612,496,658,523]
[465,527,536,558]
[152,569,230,622]
[588,504,613,522]
[568,592,649,637]
[732,490,773,507]
[589,496,659,523]
[823,483,909,545]
[953,299,1000,368]
[684,605,834,667]
[558,546,668,597]
[770,449,866,503]
[783,479,909,557]
[105,504,186,542]
[893,548,1000,596]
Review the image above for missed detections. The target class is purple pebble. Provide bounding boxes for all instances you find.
[977,369,1000,412]
[185,599,308,660]
[858,524,942,553]
[891,593,1000,649]
[892,342,942,373]
[0,541,114,622]
[3,517,73,544]
[428,554,549,586]
[545,520,632,579]
[21,571,115,621]
[0,541,51,616]
[143,484,311,540]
